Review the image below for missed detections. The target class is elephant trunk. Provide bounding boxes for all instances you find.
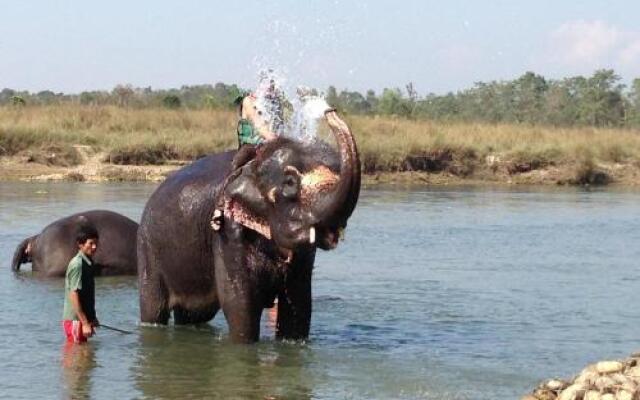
[306,111,360,230]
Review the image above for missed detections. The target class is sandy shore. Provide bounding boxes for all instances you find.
[0,146,180,182]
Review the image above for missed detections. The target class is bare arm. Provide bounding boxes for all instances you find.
[242,96,278,141]
[256,125,277,141]
[69,290,90,326]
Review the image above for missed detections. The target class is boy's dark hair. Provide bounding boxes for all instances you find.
[234,94,244,116]
[76,225,99,245]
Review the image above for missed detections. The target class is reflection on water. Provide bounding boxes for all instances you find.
[134,328,313,400]
[61,342,96,400]
[1,182,640,399]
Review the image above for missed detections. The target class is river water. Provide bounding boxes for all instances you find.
[1,182,639,399]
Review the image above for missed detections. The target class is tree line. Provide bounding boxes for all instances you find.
[327,70,640,128]
[2,69,640,128]
[0,82,244,110]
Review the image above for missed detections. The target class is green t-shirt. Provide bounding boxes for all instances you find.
[62,251,96,321]
[237,119,263,146]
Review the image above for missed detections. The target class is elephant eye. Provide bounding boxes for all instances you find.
[281,175,300,200]
[283,175,296,186]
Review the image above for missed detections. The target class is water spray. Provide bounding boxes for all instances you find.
[250,69,332,142]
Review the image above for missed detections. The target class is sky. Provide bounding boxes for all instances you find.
[1,0,639,95]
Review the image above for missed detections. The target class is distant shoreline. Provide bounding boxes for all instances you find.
[2,153,640,187]
[1,105,640,186]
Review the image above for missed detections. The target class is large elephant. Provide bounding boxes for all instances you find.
[138,110,360,343]
[11,210,138,277]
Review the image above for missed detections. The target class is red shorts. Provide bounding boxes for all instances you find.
[62,320,87,343]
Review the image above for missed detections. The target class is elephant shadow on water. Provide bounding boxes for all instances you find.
[137,111,360,343]
[133,327,315,399]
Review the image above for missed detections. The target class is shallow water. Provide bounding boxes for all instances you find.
[1,182,639,399]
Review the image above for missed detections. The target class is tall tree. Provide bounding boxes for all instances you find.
[580,69,625,127]
[377,88,411,117]
[513,72,548,123]
[365,90,378,114]
[626,78,640,127]
[113,84,134,107]
[325,86,340,110]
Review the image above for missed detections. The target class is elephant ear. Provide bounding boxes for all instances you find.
[223,164,272,239]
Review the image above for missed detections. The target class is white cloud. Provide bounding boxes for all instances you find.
[437,44,482,73]
[540,19,640,79]
[550,20,620,65]
[619,39,640,67]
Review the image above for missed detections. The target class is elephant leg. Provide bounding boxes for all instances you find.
[139,275,170,324]
[219,286,262,343]
[222,298,262,343]
[214,261,261,342]
[173,303,219,325]
[139,271,170,324]
[138,243,170,324]
[276,263,313,341]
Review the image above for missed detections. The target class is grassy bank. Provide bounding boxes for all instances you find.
[1,105,640,184]
[0,105,236,165]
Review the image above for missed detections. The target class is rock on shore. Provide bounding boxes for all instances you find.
[522,353,640,400]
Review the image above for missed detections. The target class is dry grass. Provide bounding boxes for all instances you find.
[1,105,640,176]
[0,105,236,164]
[350,115,640,171]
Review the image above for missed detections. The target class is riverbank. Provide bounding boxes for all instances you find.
[2,105,640,185]
[0,146,181,182]
[3,151,640,186]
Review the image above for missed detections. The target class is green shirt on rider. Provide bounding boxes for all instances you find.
[235,95,278,147]
[237,118,263,146]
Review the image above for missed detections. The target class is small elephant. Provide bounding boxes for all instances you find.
[138,110,360,343]
[12,210,138,277]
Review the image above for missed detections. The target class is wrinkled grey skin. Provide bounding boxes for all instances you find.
[11,210,138,277]
[138,111,360,343]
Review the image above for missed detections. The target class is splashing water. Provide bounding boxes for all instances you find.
[251,69,331,143]
[290,94,332,142]
[253,70,289,136]
[243,4,366,141]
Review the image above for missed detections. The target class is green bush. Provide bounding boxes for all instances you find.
[11,96,26,106]
[162,95,181,109]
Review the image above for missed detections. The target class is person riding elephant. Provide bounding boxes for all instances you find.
[137,97,360,343]
[11,210,138,277]
[233,92,278,164]
[212,78,292,229]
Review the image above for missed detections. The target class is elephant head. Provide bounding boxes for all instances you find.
[11,237,34,271]
[222,110,360,252]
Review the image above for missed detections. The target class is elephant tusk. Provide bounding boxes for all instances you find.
[309,227,316,244]
[267,187,277,203]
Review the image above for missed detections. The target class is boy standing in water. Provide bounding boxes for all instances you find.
[62,225,99,343]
